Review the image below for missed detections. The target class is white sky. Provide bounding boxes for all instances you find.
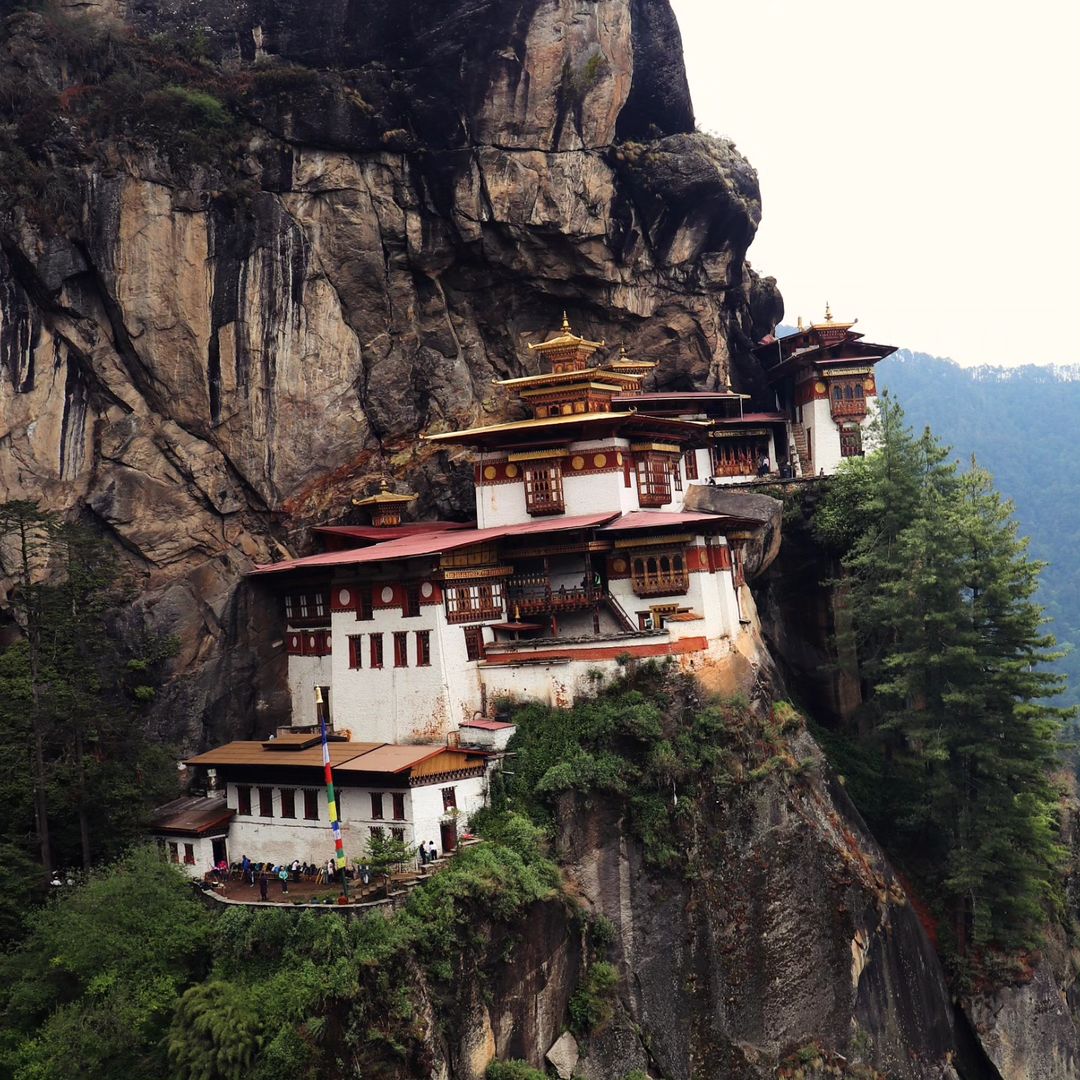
[669,0,1080,366]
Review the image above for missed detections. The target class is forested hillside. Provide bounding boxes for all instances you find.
[876,350,1080,707]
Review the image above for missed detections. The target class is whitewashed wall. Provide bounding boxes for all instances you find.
[288,654,332,728]
[155,834,220,878]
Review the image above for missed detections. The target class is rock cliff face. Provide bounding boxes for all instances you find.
[0,0,780,741]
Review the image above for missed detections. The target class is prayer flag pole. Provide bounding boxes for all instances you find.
[316,687,349,899]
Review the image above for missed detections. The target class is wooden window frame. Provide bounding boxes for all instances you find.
[392,793,406,821]
[370,793,384,820]
[168,841,179,864]
[303,789,319,821]
[441,786,457,811]
[523,460,565,516]
[839,423,864,458]
[463,625,484,661]
[183,843,196,865]
[416,630,431,667]
[445,583,503,624]
[258,786,274,818]
[236,785,252,816]
[348,634,363,670]
[280,788,296,819]
[635,452,672,507]
[404,583,422,618]
[391,827,405,842]
[682,449,698,481]
[370,633,384,669]
[393,631,409,668]
[356,587,373,621]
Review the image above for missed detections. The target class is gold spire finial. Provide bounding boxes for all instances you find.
[561,311,572,334]
[824,301,833,323]
[797,315,804,330]
[619,344,628,358]
[378,478,389,492]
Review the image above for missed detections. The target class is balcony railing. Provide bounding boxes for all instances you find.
[630,569,690,598]
[830,398,868,419]
[507,575,596,614]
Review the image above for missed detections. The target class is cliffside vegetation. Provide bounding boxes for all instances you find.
[812,396,1074,979]
[0,503,179,937]
[877,350,1080,712]
[0,821,563,1080]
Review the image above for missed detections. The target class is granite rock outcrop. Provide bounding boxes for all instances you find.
[0,0,780,742]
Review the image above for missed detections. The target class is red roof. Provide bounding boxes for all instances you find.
[250,512,620,576]
[312,523,470,542]
[597,511,728,533]
[460,719,516,731]
[712,412,789,424]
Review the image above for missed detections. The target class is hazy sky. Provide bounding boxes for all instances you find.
[669,0,1080,366]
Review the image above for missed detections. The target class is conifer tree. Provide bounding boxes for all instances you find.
[817,405,1071,955]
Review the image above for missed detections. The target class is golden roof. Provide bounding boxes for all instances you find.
[526,312,605,353]
[607,345,657,371]
[422,410,710,446]
[494,367,643,390]
[809,301,856,333]
[351,479,416,507]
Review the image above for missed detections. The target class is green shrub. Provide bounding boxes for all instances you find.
[569,960,618,1035]
[485,1061,548,1080]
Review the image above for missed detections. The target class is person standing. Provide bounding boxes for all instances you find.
[418,842,429,866]
[278,866,289,894]
[258,871,269,901]
[427,841,438,864]
[757,453,770,477]
[241,854,252,885]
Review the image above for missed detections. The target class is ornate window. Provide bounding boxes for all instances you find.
[523,461,565,515]
[463,626,485,661]
[840,424,864,458]
[629,548,690,597]
[683,449,698,481]
[635,452,672,507]
[445,582,504,624]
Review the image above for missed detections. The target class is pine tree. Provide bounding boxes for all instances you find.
[818,411,1072,956]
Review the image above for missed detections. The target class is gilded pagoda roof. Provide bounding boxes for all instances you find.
[494,367,643,390]
[351,479,416,507]
[606,345,657,372]
[526,312,605,353]
[422,410,709,449]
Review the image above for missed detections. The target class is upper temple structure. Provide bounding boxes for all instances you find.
[248,311,897,746]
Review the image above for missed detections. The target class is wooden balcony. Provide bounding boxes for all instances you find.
[507,575,595,614]
[830,398,867,419]
[631,570,690,598]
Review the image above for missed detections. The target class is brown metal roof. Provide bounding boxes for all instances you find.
[335,744,487,775]
[184,740,383,768]
[149,795,235,836]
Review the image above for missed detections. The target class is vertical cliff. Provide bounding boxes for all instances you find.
[0,0,781,742]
